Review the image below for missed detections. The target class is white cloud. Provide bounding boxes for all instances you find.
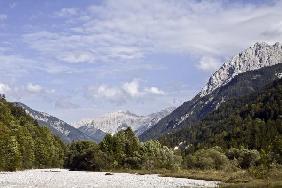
[196,56,221,72]
[122,79,141,97]
[97,85,123,98]
[88,85,125,104]
[88,79,165,104]
[23,0,282,66]
[145,87,165,95]
[26,83,43,93]
[1,82,57,102]
[0,83,11,94]
[262,21,282,37]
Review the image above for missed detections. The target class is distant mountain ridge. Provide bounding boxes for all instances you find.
[140,42,282,141]
[73,107,175,137]
[14,102,99,143]
[73,110,141,134]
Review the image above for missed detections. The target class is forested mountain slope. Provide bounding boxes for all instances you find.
[140,42,282,141]
[14,102,97,143]
[160,79,282,163]
[0,98,65,171]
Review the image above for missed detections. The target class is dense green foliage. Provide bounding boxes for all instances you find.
[226,147,261,169]
[160,79,282,165]
[183,146,263,170]
[0,98,65,171]
[183,147,230,170]
[65,128,181,171]
[65,131,273,174]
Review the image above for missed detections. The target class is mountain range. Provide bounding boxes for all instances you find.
[73,107,175,140]
[12,42,282,144]
[14,102,97,143]
[14,102,174,143]
[140,42,282,141]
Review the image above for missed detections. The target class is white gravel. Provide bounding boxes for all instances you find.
[0,169,219,188]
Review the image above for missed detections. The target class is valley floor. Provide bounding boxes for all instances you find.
[0,169,219,188]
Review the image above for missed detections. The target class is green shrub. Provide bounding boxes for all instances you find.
[183,147,229,170]
[226,147,261,169]
[141,140,182,170]
[272,135,282,164]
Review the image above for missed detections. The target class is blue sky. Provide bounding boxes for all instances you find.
[0,0,282,123]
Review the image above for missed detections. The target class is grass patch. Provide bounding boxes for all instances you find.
[220,179,282,188]
[107,166,282,188]
[107,168,251,182]
[220,180,282,188]
[160,169,251,182]
[221,167,282,188]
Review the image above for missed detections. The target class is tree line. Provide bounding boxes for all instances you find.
[65,127,181,171]
[0,98,65,171]
[65,127,275,173]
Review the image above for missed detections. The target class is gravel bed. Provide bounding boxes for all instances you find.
[0,169,219,188]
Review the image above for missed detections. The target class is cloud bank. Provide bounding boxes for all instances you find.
[23,0,282,69]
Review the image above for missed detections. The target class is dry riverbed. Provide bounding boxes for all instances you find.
[0,169,219,188]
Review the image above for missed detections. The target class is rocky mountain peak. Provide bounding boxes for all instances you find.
[200,42,282,97]
[74,107,175,136]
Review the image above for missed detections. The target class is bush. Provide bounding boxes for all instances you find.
[272,135,282,164]
[183,147,229,170]
[140,140,182,170]
[226,147,261,169]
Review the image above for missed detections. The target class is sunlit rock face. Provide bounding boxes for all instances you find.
[201,42,282,97]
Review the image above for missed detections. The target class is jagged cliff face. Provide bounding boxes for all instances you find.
[201,42,282,96]
[140,42,282,141]
[73,107,175,136]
